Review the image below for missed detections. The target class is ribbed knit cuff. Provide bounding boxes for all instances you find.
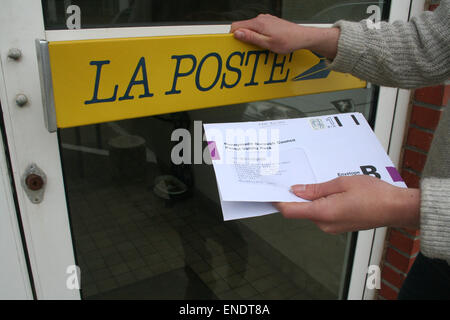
[420,177,450,264]
[327,20,368,74]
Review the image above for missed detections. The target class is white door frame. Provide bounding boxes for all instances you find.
[0,0,78,300]
[0,0,419,299]
[348,0,425,300]
[0,114,33,299]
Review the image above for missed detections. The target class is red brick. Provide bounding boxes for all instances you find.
[410,105,442,130]
[400,170,420,188]
[388,229,420,256]
[379,283,399,300]
[415,85,447,106]
[382,265,407,289]
[403,149,427,172]
[385,248,415,273]
[401,228,420,237]
[406,127,434,152]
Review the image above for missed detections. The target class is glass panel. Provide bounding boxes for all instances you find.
[60,86,375,299]
[48,0,388,300]
[42,0,389,29]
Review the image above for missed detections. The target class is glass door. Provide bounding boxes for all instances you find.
[0,0,414,299]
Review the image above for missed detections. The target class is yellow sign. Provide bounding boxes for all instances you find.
[48,33,365,128]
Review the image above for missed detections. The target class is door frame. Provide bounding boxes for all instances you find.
[0,0,420,299]
[0,109,33,299]
[349,0,425,300]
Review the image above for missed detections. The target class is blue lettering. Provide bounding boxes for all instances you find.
[165,54,197,95]
[84,60,118,105]
[221,51,244,89]
[118,57,154,101]
[244,50,269,87]
[264,53,292,84]
[195,52,222,92]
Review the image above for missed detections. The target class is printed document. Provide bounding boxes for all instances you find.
[203,112,406,221]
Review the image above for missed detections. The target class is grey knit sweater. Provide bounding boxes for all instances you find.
[329,1,450,264]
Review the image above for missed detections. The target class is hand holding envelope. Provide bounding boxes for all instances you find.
[275,174,420,234]
[203,112,420,229]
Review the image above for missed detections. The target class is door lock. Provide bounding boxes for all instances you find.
[25,174,44,191]
[21,164,47,204]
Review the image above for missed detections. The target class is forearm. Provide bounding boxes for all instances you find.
[296,26,340,60]
[390,188,421,230]
[329,1,450,88]
[232,3,449,88]
[230,14,341,58]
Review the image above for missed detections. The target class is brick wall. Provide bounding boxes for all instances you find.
[377,0,449,297]
[379,84,449,299]
[377,0,449,299]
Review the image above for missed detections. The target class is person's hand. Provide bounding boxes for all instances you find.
[230,14,305,54]
[230,14,340,59]
[274,175,420,234]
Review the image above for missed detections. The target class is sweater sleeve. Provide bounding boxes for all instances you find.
[329,2,450,264]
[420,177,450,263]
[420,105,450,264]
[328,0,450,89]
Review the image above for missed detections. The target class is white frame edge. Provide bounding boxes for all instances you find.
[359,0,425,300]
[0,0,79,299]
[45,24,332,42]
[0,106,33,299]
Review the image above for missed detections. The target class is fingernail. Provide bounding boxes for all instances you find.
[290,184,306,193]
[234,30,244,39]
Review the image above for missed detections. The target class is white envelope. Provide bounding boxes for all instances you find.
[204,112,406,221]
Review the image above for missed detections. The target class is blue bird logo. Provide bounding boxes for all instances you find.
[292,52,331,81]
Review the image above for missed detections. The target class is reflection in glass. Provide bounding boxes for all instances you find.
[60,88,375,299]
[48,0,385,300]
[42,0,388,29]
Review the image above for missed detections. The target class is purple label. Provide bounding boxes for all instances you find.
[207,141,220,160]
[386,166,403,182]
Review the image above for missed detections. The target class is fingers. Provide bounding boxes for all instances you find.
[230,14,298,54]
[274,178,349,221]
[230,14,273,49]
[290,177,347,201]
[230,21,256,34]
[275,176,404,235]
[274,199,349,234]
[232,28,271,50]
[230,14,268,34]
[273,201,316,220]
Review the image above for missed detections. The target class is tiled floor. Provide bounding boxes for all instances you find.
[66,165,335,299]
